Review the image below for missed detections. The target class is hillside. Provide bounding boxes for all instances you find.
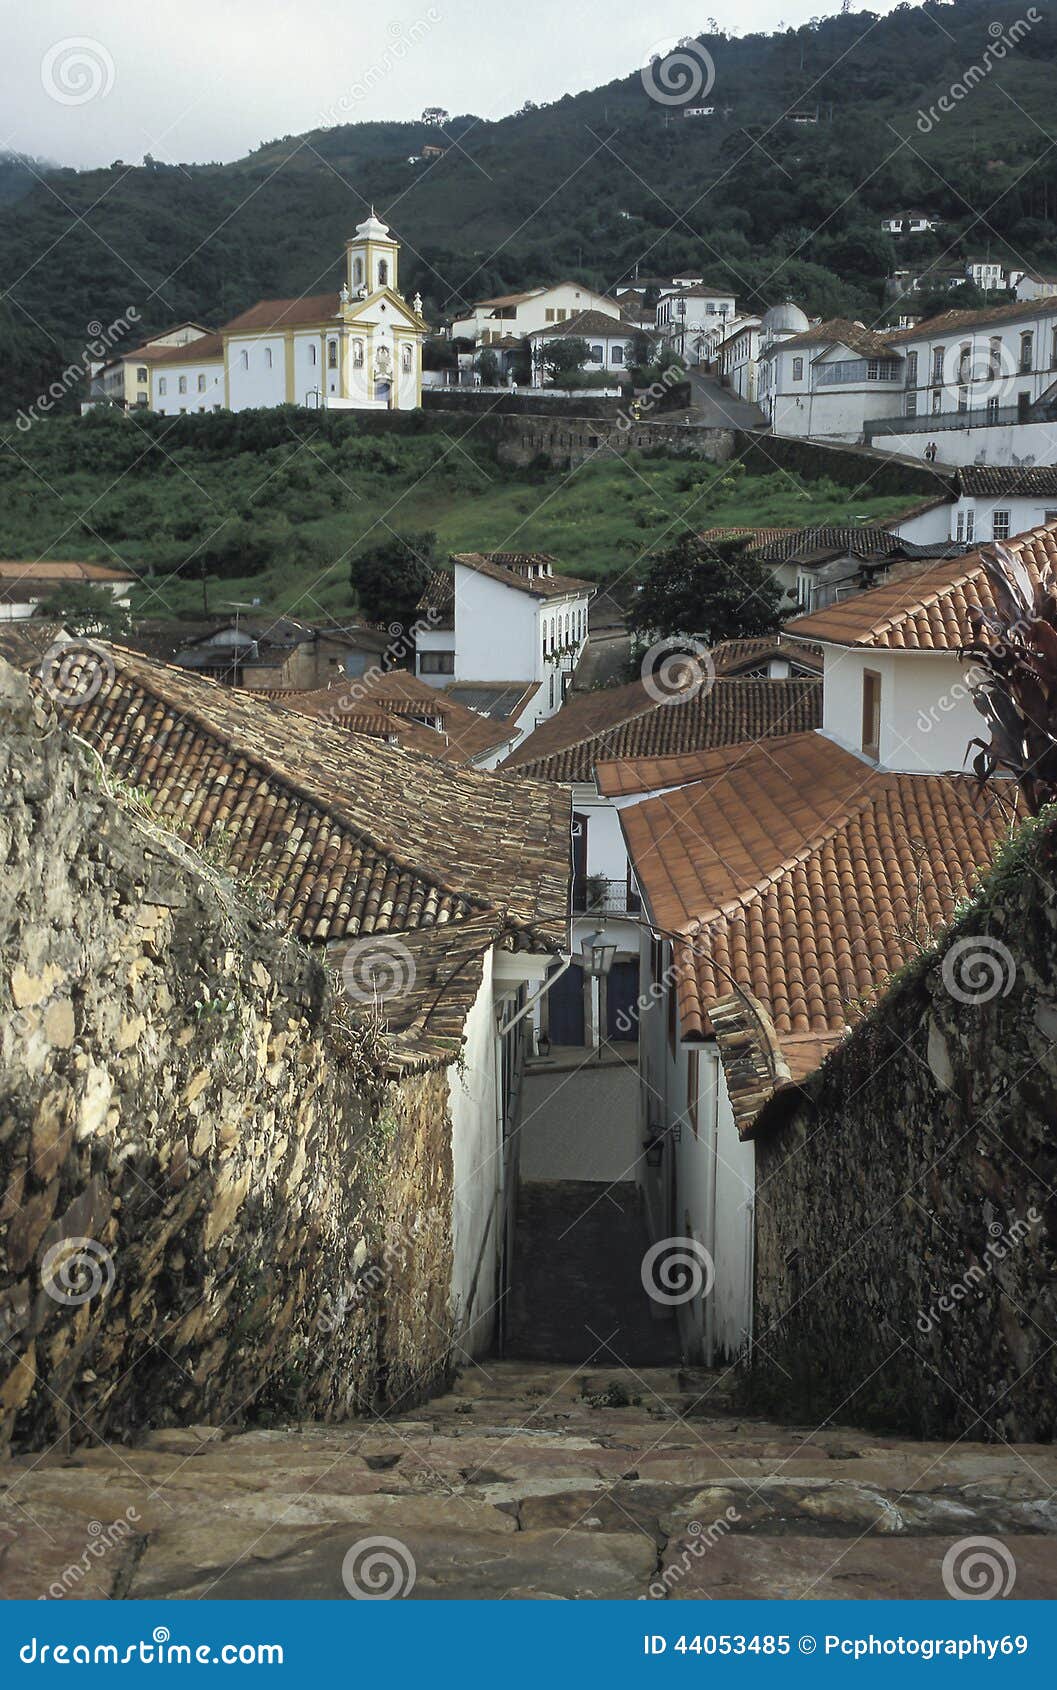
[2,0,1056,415]
[0,410,916,620]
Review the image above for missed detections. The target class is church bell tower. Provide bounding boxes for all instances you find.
[345,210,399,298]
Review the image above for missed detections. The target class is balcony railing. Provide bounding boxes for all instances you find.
[573,875,642,916]
[864,404,1025,438]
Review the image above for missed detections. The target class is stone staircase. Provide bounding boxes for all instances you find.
[4,1362,1057,1600]
[504,1180,681,1366]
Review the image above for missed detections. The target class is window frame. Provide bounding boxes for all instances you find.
[861,669,882,761]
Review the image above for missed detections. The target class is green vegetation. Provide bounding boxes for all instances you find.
[2,2,1055,417]
[0,410,917,621]
[629,532,784,643]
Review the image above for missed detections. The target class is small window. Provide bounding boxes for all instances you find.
[419,650,455,674]
[956,511,965,541]
[905,350,918,384]
[309,344,317,366]
[327,339,338,369]
[545,308,555,322]
[1020,331,1034,373]
[378,258,388,286]
[931,346,944,382]
[861,670,882,761]
[197,373,206,391]
[792,356,804,381]
[158,377,167,395]
[992,509,1011,540]
[240,350,248,370]
[265,347,273,369]
[965,509,975,541]
[137,366,147,383]
[353,257,363,286]
[177,375,187,394]
[589,344,603,362]
[612,344,623,364]
[905,392,917,417]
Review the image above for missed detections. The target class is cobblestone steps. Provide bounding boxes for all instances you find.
[3,1363,1056,1600]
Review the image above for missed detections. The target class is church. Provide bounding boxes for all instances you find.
[119,213,427,415]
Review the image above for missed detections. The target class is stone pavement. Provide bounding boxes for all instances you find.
[3,1363,1057,1600]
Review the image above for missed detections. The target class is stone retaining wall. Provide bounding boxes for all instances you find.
[0,663,454,1451]
[751,817,1057,1441]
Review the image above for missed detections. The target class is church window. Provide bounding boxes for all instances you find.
[197,373,206,391]
[353,257,363,286]
[265,348,273,368]
[328,340,338,368]
[178,375,187,394]
[309,343,317,366]
[401,342,413,372]
[240,350,248,370]
[136,366,147,383]
[792,356,804,380]
[352,339,364,367]
[378,258,389,286]
[158,378,167,395]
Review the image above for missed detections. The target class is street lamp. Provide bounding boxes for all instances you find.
[580,931,617,978]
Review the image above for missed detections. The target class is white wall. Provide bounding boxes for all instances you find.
[227,335,289,410]
[153,360,225,414]
[821,646,979,774]
[448,948,501,1358]
[871,419,1057,467]
[454,566,539,683]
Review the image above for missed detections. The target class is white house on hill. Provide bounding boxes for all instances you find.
[415,552,594,737]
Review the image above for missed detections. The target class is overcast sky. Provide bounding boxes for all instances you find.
[0,0,910,170]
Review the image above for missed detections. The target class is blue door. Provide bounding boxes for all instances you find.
[548,961,585,1046]
[607,959,640,1041]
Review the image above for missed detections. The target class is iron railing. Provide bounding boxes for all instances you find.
[572,875,642,915]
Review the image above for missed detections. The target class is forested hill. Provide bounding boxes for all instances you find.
[3,0,1056,414]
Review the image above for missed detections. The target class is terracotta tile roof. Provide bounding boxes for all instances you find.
[698,526,798,549]
[750,526,961,564]
[504,678,820,783]
[957,465,1057,498]
[766,318,898,358]
[144,334,224,364]
[417,569,454,629]
[787,523,1057,650]
[256,672,516,765]
[709,634,823,677]
[0,560,134,584]
[221,293,342,334]
[527,310,631,340]
[1,629,570,1003]
[597,743,781,798]
[620,733,1019,1131]
[453,552,596,600]
[886,295,1057,341]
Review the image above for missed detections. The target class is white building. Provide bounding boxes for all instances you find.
[0,560,134,621]
[880,210,943,234]
[965,258,1011,291]
[450,283,621,346]
[655,285,737,363]
[150,214,426,415]
[1015,271,1057,301]
[525,311,636,386]
[758,317,904,441]
[414,552,593,732]
[87,322,215,411]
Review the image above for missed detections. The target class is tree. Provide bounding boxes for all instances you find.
[964,541,1057,815]
[541,336,590,383]
[475,347,500,386]
[350,530,437,631]
[36,581,132,639]
[629,533,783,645]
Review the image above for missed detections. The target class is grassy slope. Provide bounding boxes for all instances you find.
[0,414,916,621]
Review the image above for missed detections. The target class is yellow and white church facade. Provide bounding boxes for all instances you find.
[145,213,427,415]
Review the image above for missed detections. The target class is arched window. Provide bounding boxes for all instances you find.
[401,342,413,373]
[352,339,364,367]
[178,375,187,394]
[158,377,167,395]
[327,340,338,369]
[265,347,273,369]
[240,350,248,370]
[309,343,317,366]
[1020,331,1034,372]
[378,258,389,286]
[353,257,363,286]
